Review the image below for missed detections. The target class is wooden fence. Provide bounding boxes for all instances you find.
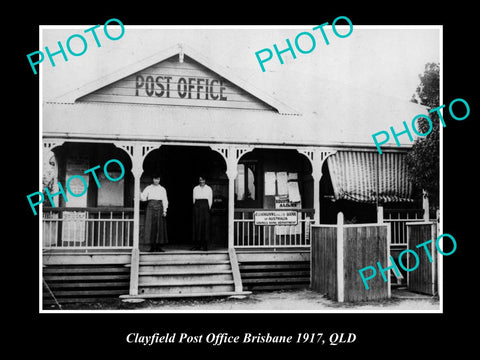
[310,226,337,299]
[311,213,390,302]
[406,222,438,295]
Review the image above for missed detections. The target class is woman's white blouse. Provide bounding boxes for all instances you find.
[193,184,213,208]
[141,185,169,211]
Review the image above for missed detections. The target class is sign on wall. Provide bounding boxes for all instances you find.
[65,156,90,208]
[79,55,272,111]
[264,171,276,196]
[275,194,302,235]
[62,211,87,244]
[254,210,298,226]
[98,171,124,206]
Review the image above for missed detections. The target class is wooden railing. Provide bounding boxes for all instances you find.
[43,207,134,249]
[383,209,424,246]
[234,208,314,248]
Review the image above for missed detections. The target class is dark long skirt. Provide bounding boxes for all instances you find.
[192,199,210,249]
[144,200,168,251]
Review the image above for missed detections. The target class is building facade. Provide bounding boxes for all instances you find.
[42,43,429,304]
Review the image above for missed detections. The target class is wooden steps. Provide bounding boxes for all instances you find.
[120,250,251,299]
[122,291,250,299]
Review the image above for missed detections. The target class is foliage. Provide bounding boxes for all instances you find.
[405,62,440,210]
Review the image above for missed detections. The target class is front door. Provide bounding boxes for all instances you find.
[151,145,228,248]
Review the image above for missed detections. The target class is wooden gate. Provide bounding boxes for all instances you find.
[311,213,390,302]
[406,222,438,295]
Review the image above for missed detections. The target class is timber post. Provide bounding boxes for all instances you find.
[114,142,158,296]
[211,145,253,249]
[298,148,337,225]
[336,212,345,303]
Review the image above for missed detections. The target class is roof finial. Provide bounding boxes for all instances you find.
[179,43,184,63]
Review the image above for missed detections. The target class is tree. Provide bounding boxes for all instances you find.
[405,62,440,212]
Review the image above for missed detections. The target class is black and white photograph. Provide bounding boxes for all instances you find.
[39,24,442,313]
[14,6,476,355]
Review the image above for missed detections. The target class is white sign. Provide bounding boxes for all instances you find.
[275,195,300,209]
[254,210,298,226]
[275,195,302,235]
[62,211,87,243]
[276,172,288,195]
[264,172,276,196]
[287,181,301,203]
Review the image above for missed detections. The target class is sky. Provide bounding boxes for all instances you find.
[40,25,441,106]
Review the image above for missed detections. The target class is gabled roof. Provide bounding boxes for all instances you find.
[51,43,300,115]
[44,44,430,149]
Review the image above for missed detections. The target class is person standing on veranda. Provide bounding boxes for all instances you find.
[141,174,169,252]
[191,175,212,251]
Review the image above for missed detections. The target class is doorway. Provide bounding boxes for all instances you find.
[142,145,228,249]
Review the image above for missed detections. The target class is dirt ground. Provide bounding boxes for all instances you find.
[47,288,440,312]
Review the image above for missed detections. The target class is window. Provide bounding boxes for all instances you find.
[235,162,257,202]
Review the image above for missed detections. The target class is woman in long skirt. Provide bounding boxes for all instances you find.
[141,174,169,252]
[191,176,212,251]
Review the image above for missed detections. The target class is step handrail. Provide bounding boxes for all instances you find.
[129,248,140,296]
[228,248,243,293]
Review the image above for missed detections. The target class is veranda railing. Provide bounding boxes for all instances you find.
[234,208,314,247]
[43,207,134,249]
[383,208,424,246]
